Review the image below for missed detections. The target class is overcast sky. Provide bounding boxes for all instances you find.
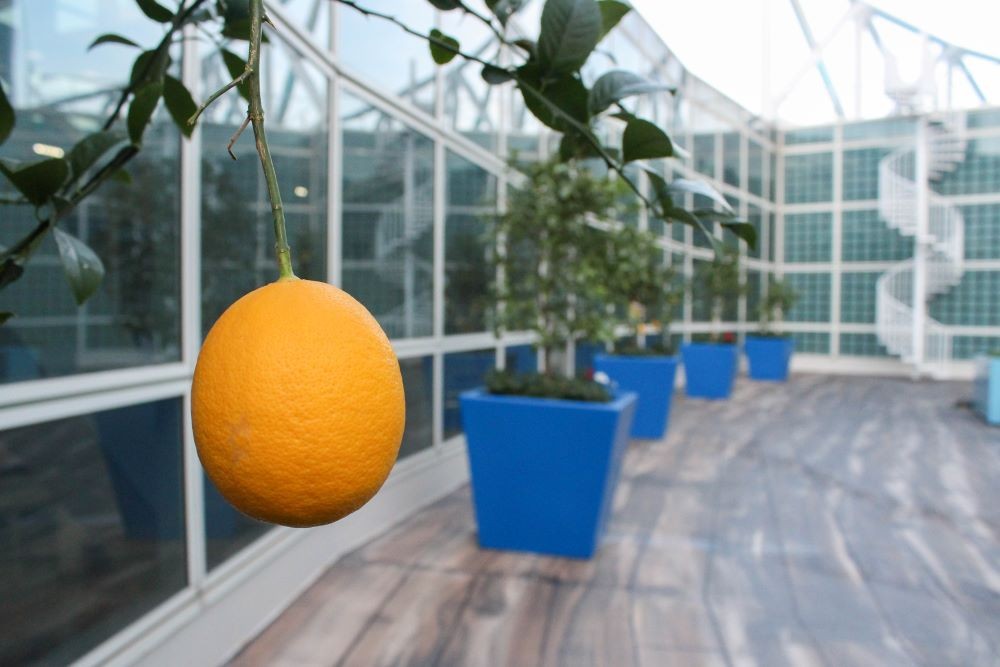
[632,0,1000,126]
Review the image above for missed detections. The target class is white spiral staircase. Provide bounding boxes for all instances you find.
[875,113,967,369]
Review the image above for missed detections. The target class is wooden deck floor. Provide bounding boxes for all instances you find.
[232,375,1000,667]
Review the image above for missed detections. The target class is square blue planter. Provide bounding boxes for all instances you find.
[681,343,737,399]
[460,389,637,559]
[593,354,678,439]
[973,356,1000,425]
[745,336,795,382]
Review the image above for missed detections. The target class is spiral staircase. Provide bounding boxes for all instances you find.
[875,113,967,372]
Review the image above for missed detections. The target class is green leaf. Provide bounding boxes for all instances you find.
[0,312,12,326]
[0,158,69,206]
[427,0,462,9]
[429,29,460,65]
[481,64,514,85]
[135,0,174,23]
[68,130,125,179]
[669,178,733,214]
[597,0,630,41]
[558,129,602,161]
[88,33,140,50]
[53,228,105,305]
[0,80,13,146]
[221,49,251,101]
[721,221,757,249]
[163,75,197,137]
[588,70,673,114]
[537,0,602,76]
[129,49,170,87]
[641,166,672,209]
[622,117,672,162]
[516,66,590,132]
[127,80,163,144]
[665,207,722,254]
[486,0,528,26]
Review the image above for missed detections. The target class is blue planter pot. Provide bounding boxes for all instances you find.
[681,343,737,399]
[973,356,1000,425]
[745,336,795,382]
[593,354,678,439]
[460,389,637,558]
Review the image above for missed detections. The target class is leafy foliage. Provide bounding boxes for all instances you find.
[491,158,625,374]
[0,0,745,326]
[486,369,611,403]
[758,277,797,335]
[694,246,746,339]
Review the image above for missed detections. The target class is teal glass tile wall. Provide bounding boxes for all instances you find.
[785,273,831,322]
[937,137,1000,195]
[841,210,913,262]
[842,147,893,201]
[840,272,880,323]
[929,271,1000,326]
[791,332,830,353]
[961,204,1000,260]
[784,212,833,262]
[840,333,889,357]
[784,153,833,203]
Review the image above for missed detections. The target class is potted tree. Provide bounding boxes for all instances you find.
[682,246,745,399]
[594,226,684,439]
[745,278,798,381]
[460,158,638,559]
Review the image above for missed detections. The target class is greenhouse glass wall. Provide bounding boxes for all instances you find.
[0,1,997,665]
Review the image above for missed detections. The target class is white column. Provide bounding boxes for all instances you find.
[912,117,929,373]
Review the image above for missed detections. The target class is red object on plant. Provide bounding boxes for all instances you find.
[722,332,736,343]
[584,368,595,380]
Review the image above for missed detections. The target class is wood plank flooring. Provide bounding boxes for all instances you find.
[231,375,1000,667]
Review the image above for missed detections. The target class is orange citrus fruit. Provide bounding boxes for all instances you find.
[192,278,405,527]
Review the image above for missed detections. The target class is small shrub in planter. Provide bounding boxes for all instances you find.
[745,278,798,382]
[594,227,685,439]
[682,248,745,399]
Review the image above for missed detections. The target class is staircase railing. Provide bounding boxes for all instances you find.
[875,113,966,366]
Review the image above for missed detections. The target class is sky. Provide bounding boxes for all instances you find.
[632,0,1000,126]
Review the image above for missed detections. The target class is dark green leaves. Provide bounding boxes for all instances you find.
[537,0,602,76]
[68,130,125,180]
[622,117,672,162]
[670,178,733,214]
[0,312,11,326]
[221,49,251,101]
[429,29,460,65]
[127,81,163,144]
[0,81,13,146]
[486,0,528,26]
[481,64,514,84]
[163,75,197,137]
[89,33,140,50]
[597,0,631,41]
[135,0,174,23]
[53,228,105,305]
[129,49,171,87]
[0,159,69,206]
[427,0,462,9]
[721,222,757,249]
[516,66,589,132]
[589,70,672,114]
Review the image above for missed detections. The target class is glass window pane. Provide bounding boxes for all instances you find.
[341,92,435,339]
[440,13,500,150]
[399,356,434,459]
[0,3,180,384]
[337,1,435,115]
[445,152,497,335]
[504,344,537,373]
[204,475,271,571]
[0,398,186,665]
[443,349,495,439]
[201,41,329,334]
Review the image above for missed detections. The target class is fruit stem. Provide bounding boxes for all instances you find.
[247,0,296,281]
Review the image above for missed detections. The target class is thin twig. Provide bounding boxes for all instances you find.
[227,114,251,159]
[189,68,252,126]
